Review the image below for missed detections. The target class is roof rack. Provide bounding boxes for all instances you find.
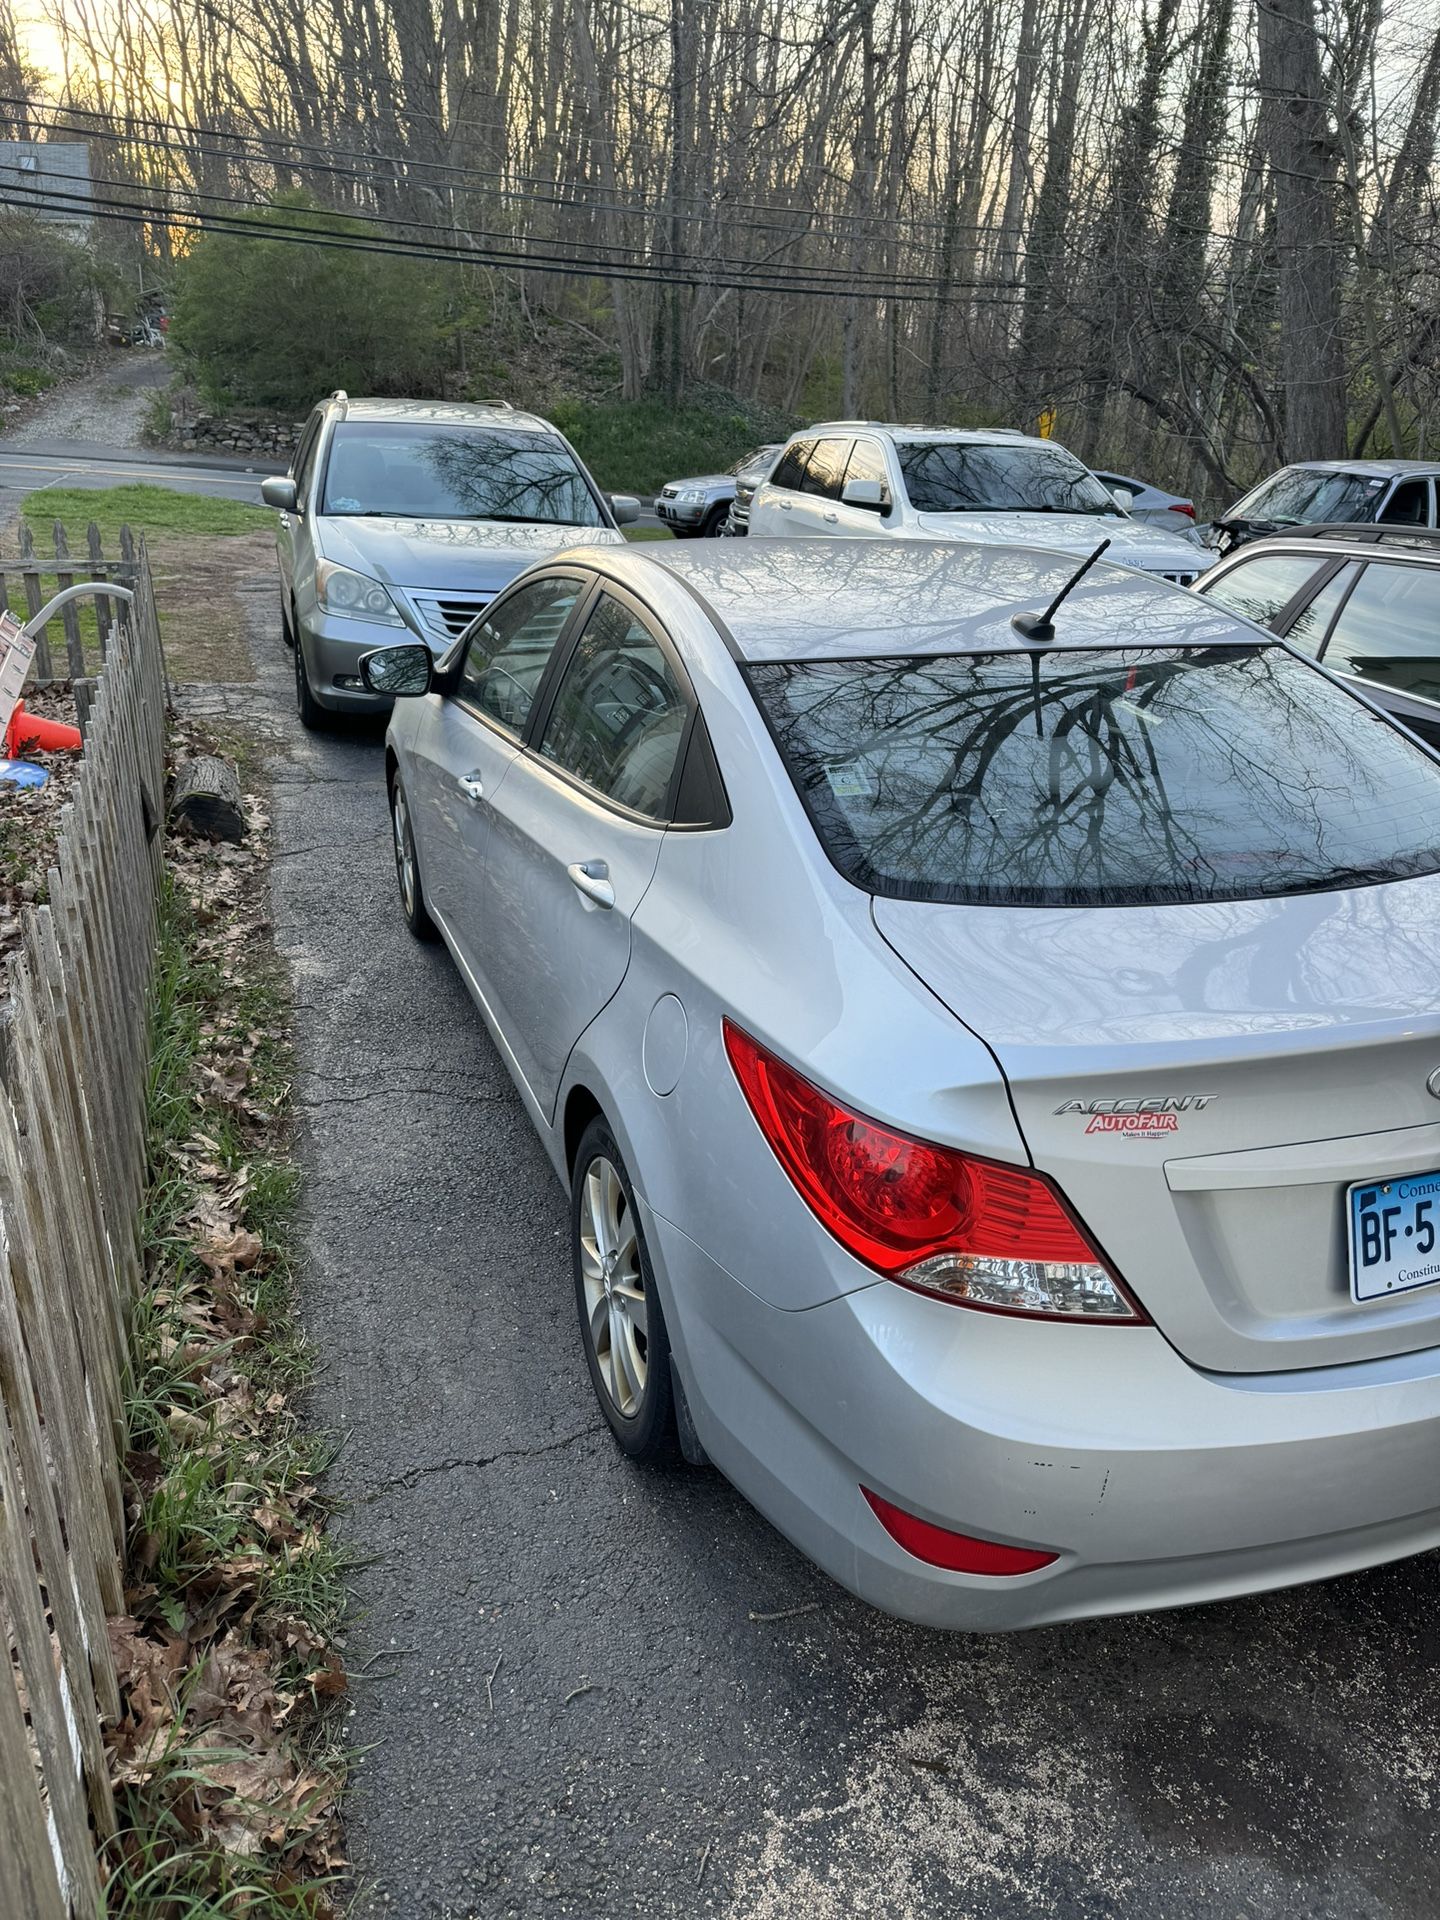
[1279,523,1440,548]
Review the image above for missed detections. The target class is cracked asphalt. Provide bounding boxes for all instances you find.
[218,562,1440,1920]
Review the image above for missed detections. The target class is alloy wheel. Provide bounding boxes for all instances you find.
[578,1154,649,1418]
[392,784,417,919]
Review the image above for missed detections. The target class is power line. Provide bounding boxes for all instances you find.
[0,177,1029,306]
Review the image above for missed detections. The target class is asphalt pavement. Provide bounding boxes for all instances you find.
[237,576,1440,1920]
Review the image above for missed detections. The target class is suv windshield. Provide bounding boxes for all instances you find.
[1228,468,1388,527]
[748,647,1440,907]
[321,421,606,526]
[897,442,1119,517]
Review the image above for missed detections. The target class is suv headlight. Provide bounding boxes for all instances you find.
[678,488,704,504]
[315,560,404,625]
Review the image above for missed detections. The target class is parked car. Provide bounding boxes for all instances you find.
[1090,467,1196,531]
[365,536,1440,1631]
[1205,459,1440,553]
[724,443,782,535]
[653,445,781,538]
[1198,524,1440,746]
[261,393,640,727]
[748,424,1213,581]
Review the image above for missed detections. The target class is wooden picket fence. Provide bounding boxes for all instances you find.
[0,538,168,1917]
[1,522,140,704]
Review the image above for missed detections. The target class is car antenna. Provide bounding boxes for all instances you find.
[1011,538,1112,643]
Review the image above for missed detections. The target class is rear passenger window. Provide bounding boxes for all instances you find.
[799,438,853,499]
[1200,554,1328,631]
[539,595,688,820]
[1321,563,1440,703]
[458,576,581,736]
[1379,480,1430,526]
[770,441,813,492]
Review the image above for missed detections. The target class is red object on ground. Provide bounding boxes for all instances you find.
[5,700,83,757]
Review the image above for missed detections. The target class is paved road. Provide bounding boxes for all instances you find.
[215,566,1440,1920]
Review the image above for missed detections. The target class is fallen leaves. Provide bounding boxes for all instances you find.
[101,715,345,1915]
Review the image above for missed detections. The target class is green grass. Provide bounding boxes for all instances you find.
[551,395,795,496]
[23,483,270,545]
[624,525,674,542]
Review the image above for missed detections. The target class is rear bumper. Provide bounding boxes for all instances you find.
[644,1204,1440,1630]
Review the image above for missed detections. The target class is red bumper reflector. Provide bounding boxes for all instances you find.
[862,1488,1058,1576]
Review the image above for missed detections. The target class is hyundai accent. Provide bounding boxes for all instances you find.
[363,538,1440,1630]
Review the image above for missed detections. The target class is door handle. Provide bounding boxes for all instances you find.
[823,510,838,524]
[778,498,791,510]
[458,770,485,803]
[567,859,615,909]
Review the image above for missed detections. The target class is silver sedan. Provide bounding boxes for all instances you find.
[364,538,1440,1630]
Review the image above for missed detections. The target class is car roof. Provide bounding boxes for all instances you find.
[558,538,1258,663]
[325,395,558,435]
[795,420,1044,448]
[1213,525,1440,561]
[1265,458,1440,478]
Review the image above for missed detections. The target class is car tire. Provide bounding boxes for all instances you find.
[388,771,437,941]
[293,630,328,731]
[571,1117,677,1463]
[700,503,729,538]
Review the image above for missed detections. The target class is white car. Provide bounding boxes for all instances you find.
[749,423,1213,583]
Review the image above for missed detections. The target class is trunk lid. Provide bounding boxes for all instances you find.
[874,878,1440,1372]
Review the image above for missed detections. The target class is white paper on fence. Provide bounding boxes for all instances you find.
[0,608,37,742]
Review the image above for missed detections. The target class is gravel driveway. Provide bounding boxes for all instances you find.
[4,349,169,449]
[203,556,1440,1920]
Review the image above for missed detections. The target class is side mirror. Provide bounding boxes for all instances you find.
[360,643,432,697]
[608,493,641,526]
[1107,485,1135,511]
[841,476,890,513]
[261,476,298,512]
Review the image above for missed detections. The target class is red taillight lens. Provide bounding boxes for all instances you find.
[1176,502,1196,518]
[862,1488,1058,1575]
[723,1021,1142,1320]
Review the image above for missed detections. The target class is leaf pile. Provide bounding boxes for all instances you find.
[103,719,347,1917]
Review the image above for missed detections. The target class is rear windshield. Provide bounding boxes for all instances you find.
[896,442,1119,517]
[747,647,1440,907]
[321,421,606,526]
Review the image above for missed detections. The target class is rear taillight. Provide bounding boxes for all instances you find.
[723,1022,1142,1321]
[862,1489,1058,1575]
[1176,502,1196,518]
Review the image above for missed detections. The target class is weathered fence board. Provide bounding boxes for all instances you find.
[0,523,142,692]
[0,531,168,1912]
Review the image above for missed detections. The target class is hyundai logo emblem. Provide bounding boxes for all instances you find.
[1428,1068,1440,1101]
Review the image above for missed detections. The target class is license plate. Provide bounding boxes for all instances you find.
[1348,1171,1440,1301]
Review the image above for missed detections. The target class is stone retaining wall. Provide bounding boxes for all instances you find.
[171,410,305,459]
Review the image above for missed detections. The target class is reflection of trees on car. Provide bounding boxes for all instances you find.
[751,647,1440,907]
[322,423,605,526]
[896,444,1122,516]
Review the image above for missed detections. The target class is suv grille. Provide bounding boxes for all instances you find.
[412,592,492,638]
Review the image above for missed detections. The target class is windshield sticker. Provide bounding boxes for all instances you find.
[823,760,876,802]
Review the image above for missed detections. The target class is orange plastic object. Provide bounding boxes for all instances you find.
[4,700,83,757]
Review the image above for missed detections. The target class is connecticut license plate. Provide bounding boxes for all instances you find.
[1349,1171,1440,1302]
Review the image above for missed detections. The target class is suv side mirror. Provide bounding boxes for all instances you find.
[1107,485,1135,511]
[608,493,641,526]
[841,477,890,513]
[261,476,298,512]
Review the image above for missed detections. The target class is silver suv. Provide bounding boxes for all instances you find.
[749,423,1213,581]
[263,394,638,726]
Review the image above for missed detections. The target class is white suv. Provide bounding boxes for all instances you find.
[749,423,1213,582]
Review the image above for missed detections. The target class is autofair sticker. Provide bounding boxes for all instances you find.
[1055,1094,1216,1138]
